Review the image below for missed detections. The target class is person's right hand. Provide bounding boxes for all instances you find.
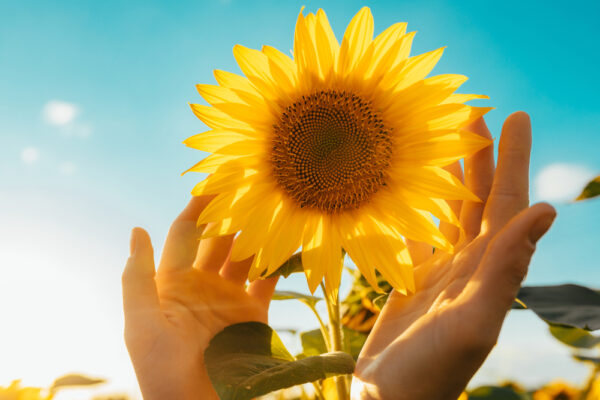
[351,112,557,400]
[122,196,278,400]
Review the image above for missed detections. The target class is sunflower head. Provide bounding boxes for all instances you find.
[185,7,492,301]
[533,381,580,400]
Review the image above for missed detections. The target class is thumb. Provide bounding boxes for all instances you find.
[464,202,556,320]
[122,227,162,328]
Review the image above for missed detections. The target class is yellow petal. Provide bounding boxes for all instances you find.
[363,215,414,293]
[392,166,480,202]
[233,45,284,103]
[337,7,374,77]
[371,194,452,252]
[301,214,327,293]
[356,22,407,81]
[381,47,444,92]
[384,74,469,117]
[189,103,257,134]
[293,10,320,86]
[183,130,264,154]
[213,69,267,106]
[191,168,260,196]
[398,104,493,134]
[314,9,339,79]
[262,205,306,276]
[262,45,298,96]
[394,129,492,167]
[337,213,381,293]
[441,93,490,104]
[301,214,343,302]
[182,153,258,175]
[201,217,241,238]
[230,191,283,262]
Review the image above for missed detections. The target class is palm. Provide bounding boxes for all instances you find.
[123,197,278,400]
[155,268,268,349]
[353,113,556,400]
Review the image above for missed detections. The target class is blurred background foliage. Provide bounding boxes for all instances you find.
[1,178,599,399]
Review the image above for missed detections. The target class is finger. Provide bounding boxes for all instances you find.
[220,254,254,284]
[248,276,279,309]
[462,203,556,326]
[482,112,531,235]
[158,196,213,272]
[460,117,495,238]
[123,228,162,325]
[194,232,234,272]
[439,161,463,245]
[406,239,432,265]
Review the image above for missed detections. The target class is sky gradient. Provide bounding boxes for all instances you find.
[1,0,599,398]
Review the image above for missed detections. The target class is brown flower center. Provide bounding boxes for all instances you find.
[271,90,393,213]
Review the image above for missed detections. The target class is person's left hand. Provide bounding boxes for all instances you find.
[122,196,278,400]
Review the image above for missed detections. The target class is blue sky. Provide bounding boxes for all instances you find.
[1,0,599,398]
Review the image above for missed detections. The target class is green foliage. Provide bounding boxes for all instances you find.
[468,386,530,400]
[267,253,304,278]
[575,175,600,201]
[512,284,600,330]
[272,291,322,308]
[204,322,355,400]
[50,374,105,392]
[549,325,600,348]
[300,327,367,360]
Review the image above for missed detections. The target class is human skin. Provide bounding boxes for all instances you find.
[122,196,278,400]
[351,112,556,400]
[122,111,556,400]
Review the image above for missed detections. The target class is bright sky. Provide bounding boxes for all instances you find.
[1,0,599,398]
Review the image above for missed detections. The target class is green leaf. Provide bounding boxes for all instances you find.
[574,355,600,364]
[300,327,367,360]
[272,290,322,308]
[50,374,105,391]
[266,252,303,278]
[204,322,355,400]
[549,325,600,348]
[512,284,600,330]
[575,175,600,201]
[468,386,528,400]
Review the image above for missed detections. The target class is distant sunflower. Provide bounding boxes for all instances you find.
[185,7,492,300]
[533,381,579,400]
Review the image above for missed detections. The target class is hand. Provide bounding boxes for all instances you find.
[122,197,278,400]
[351,112,557,400]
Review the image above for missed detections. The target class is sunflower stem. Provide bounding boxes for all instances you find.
[308,303,331,352]
[322,282,349,400]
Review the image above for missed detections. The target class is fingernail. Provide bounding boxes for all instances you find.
[130,228,138,256]
[529,212,556,243]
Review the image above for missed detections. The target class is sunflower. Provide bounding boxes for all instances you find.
[185,7,492,300]
[532,381,579,400]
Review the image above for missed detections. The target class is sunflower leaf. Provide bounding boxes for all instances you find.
[549,325,600,348]
[468,386,528,400]
[574,355,600,364]
[511,284,600,330]
[266,252,304,278]
[50,374,105,391]
[205,322,355,400]
[575,175,600,201]
[272,290,322,308]
[300,327,367,360]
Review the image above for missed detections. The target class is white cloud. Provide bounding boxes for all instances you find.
[534,163,596,202]
[58,161,77,175]
[20,147,40,164]
[42,100,78,126]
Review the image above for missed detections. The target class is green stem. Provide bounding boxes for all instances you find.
[580,363,600,400]
[322,282,349,400]
[311,381,326,400]
[308,303,331,352]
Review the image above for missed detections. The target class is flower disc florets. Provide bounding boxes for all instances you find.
[271,90,393,213]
